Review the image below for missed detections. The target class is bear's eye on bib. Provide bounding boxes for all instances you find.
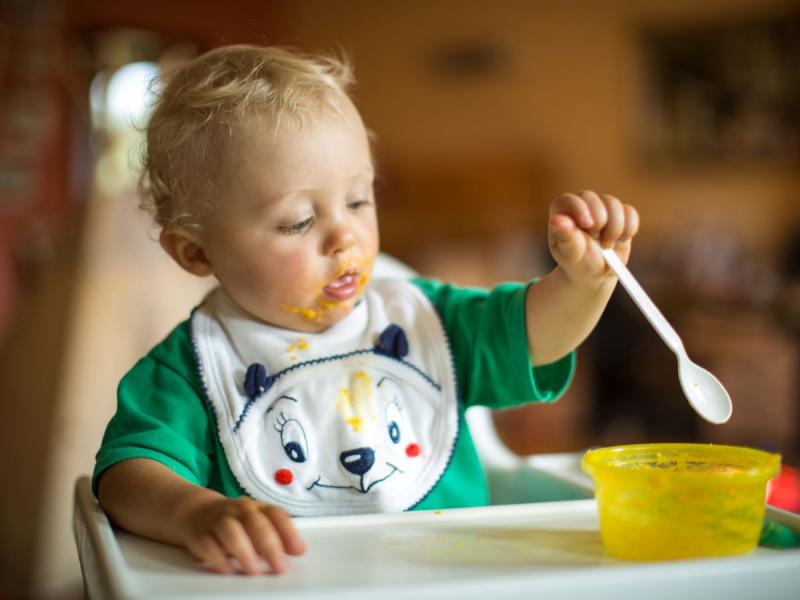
[276,416,308,463]
[386,401,402,444]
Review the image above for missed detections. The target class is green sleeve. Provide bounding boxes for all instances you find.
[413,278,575,410]
[92,320,216,496]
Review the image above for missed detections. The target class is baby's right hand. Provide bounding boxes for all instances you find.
[180,496,306,575]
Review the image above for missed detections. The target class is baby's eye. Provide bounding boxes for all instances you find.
[279,217,314,235]
[346,199,371,211]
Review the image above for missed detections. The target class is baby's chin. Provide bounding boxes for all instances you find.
[278,298,358,333]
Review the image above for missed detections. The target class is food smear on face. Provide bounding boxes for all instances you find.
[319,299,337,310]
[322,255,372,303]
[281,255,374,324]
[281,297,356,324]
[323,271,361,301]
[356,272,370,296]
[320,271,370,304]
[281,304,323,322]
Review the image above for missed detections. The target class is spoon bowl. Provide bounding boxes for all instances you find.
[600,247,733,424]
[678,358,733,424]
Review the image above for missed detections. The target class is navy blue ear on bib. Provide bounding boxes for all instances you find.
[374,324,409,358]
[244,363,272,400]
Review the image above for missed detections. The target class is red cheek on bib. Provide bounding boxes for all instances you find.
[406,443,421,458]
[275,468,294,485]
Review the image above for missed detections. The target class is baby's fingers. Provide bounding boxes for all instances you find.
[577,190,609,238]
[599,194,625,248]
[241,509,290,574]
[215,516,263,576]
[187,534,231,575]
[261,505,306,556]
[619,203,640,243]
[550,193,594,230]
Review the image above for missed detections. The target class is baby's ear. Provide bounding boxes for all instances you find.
[159,227,214,277]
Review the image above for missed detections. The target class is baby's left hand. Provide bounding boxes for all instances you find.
[548,190,639,289]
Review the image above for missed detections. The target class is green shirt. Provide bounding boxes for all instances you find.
[93,278,575,510]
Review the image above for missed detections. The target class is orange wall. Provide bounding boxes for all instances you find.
[278,0,800,260]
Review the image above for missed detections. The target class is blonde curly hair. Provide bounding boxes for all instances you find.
[139,45,354,231]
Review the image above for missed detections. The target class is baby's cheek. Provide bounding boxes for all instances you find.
[286,252,322,291]
[273,248,306,274]
[266,251,317,297]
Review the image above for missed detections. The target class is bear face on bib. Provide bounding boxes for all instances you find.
[192,281,459,516]
[234,344,448,511]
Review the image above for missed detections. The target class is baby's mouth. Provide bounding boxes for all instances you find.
[322,269,360,301]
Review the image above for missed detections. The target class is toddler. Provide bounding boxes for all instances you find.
[94,44,639,576]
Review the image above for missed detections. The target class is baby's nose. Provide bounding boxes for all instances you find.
[340,447,375,476]
[322,220,356,256]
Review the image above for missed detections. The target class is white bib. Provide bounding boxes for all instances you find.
[191,279,459,516]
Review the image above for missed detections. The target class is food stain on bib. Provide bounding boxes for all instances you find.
[286,337,309,361]
[335,370,376,433]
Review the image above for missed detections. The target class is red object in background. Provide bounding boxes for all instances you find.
[767,465,800,513]
[0,0,77,346]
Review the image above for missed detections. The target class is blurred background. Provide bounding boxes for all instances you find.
[1,0,798,597]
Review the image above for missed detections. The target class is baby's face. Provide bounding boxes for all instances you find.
[200,96,379,332]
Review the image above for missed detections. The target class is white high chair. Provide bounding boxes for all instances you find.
[73,257,800,598]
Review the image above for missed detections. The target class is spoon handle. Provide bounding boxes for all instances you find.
[600,248,685,355]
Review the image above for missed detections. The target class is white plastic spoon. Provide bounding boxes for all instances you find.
[601,247,732,424]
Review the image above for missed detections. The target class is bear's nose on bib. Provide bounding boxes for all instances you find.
[340,447,375,476]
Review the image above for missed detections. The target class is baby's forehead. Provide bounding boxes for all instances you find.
[241,94,366,145]
[225,108,373,187]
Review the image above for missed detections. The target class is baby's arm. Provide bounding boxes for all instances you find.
[525,190,639,365]
[97,458,306,575]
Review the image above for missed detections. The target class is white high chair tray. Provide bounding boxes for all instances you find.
[74,474,800,600]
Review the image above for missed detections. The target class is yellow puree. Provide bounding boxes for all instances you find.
[280,269,371,323]
[335,370,375,433]
[281,305,323,322]
[596,463,767,560]
[286,338,309,361]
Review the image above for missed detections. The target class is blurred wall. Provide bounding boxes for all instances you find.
[277,0,800,265]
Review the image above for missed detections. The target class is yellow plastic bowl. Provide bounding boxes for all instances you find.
[582,443,780,561]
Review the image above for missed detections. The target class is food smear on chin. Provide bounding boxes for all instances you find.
[281,261,372,322]
[281,304,323,322]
